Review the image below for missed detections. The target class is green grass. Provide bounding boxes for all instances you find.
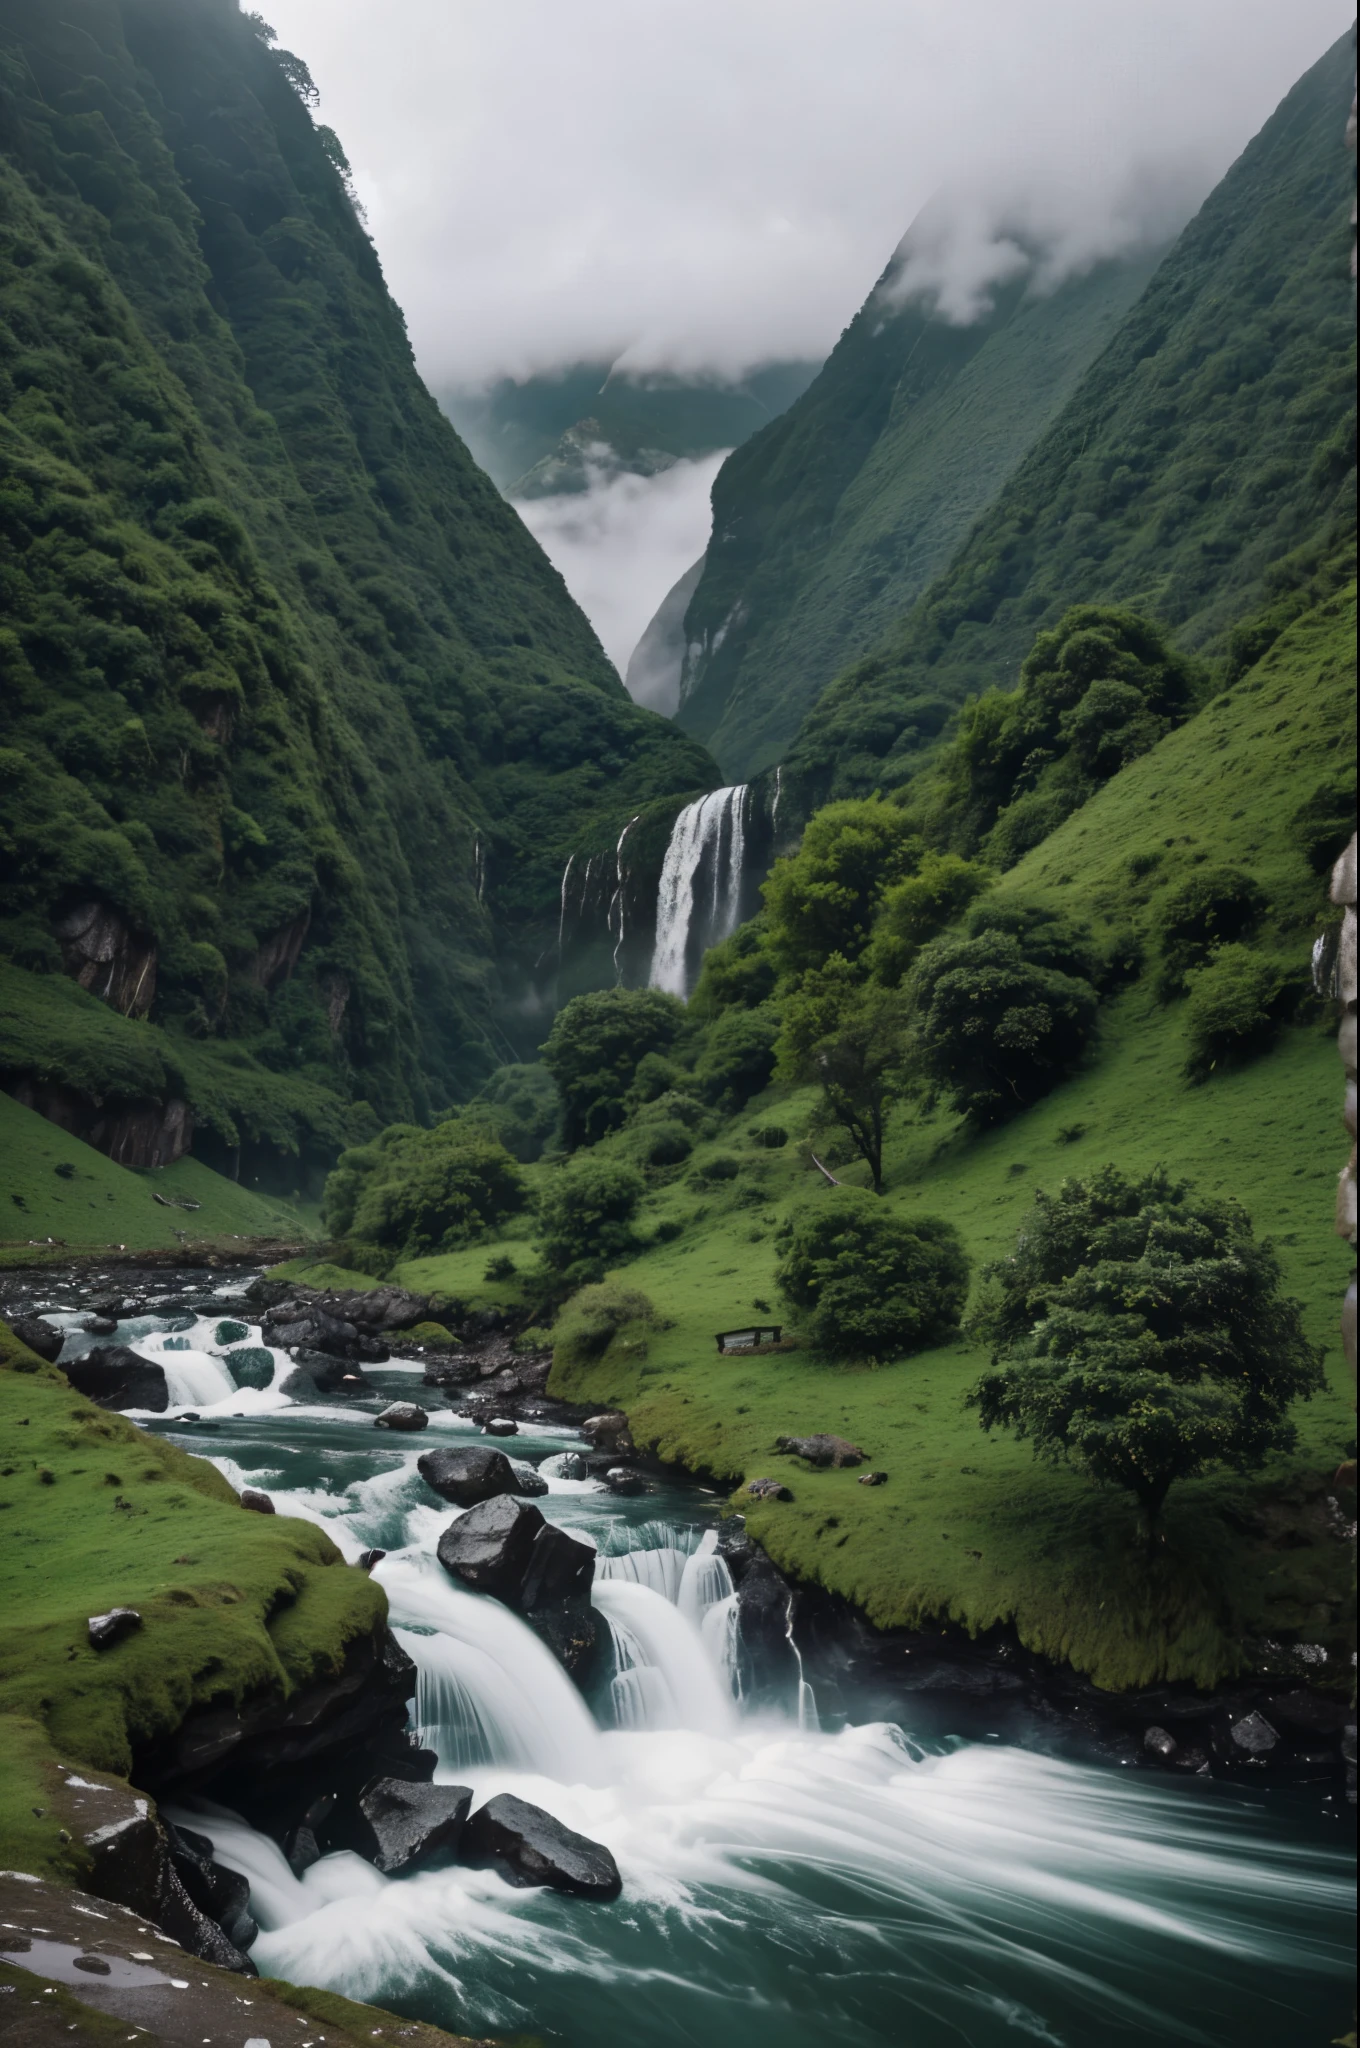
[0,1321,384,1880]
[0,1089,314,1257]
[414,592,1357,1692]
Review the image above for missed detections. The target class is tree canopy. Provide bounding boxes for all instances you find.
[777,1188,969,1360]
[968,1166,1323,1529]
[540,987,686,1148]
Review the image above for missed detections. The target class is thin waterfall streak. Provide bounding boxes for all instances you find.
[785,1589,818,1733]
[771,763,783,832]
[611,814,641,980]
[557,852,575,959]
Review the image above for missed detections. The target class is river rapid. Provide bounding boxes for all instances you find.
[50,1285,1357,2047]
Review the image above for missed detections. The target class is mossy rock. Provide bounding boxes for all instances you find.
[225,1345,275,1391]
[215,1319,250,1346]
[402,1320,462,1351]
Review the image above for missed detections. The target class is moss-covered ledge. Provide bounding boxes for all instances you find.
[0,1321,385,1880]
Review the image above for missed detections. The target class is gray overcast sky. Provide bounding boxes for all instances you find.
[264,0,1351,387]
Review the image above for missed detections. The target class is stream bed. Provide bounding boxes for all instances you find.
[46,1286,1360,2046]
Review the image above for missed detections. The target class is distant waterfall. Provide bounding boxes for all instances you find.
[649,784,748,998]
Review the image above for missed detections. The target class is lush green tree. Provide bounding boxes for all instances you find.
[536,1157,647,1281]
[553,1283,657,1368]
[777,958,910,1191]
[777,1188,969,1360]
[693,1006,780,1112]
[323,1124,526,1256]
[540,987,686,1148]
[688,919,778,1016]
[762,798,923,976]
[1154,867,1269,996]
[968,1166,1323,1532]
[442,1063,560,1162]
[867,852,993,987]
[1183,945,1285,1080]
[908,904,1100,1126]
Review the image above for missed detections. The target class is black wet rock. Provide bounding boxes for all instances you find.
[436,1495,598,1673]
[374,1401,428,1431]
[581,1411,633,1453]
[291,1352,375,1394]
[510,1459,550,1498]
[1227,1710,1279,1757]
[167,1823,257,1953]
[1143,1726,1178,1760]
[484,1416,519,1436]
[604,1466,644,1495]
[461,1793,621,1900]
[716,1515,758,1583]
[82,1315,118,1336]
[358,1548,387,1571]
[240,1488,275,1514]
[63,1345,169,1412]
[88,1607,141,1650]
[419,1444,524,1506]
[355,1777,472,1874]
[11,1314,63,1362]
[285,1795,335,1874]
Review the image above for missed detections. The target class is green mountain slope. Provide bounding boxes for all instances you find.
[0,0,714,1177]
[670,236,1169,780]
[782,31,1356,811]
[457,586,1352,1691]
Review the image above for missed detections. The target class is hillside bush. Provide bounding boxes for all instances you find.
[1183,945,1286,1079]
[540,987,686,1147]
[445,1064,560,1162]
[908,907,1100,1126]
[1155,867,1269,995]
[693,1006,779,1111]
[636,1120,693,1167]
[868,852,993,986]
[322,1125,526,1257]
[553,1282,657,1367]
[777,964,910,1191]
[968,1166,1323,1531]
[762,798,923,974]
[688,920,778,1016]
[776,1189,970,1361]
[536,1157,646,1281]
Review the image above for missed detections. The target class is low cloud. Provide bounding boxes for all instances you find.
[514,454,726,686]
[267,1,1350,386]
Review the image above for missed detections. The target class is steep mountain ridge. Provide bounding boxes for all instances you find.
[669,230,1170,779]
[781,30,1356,812]
[0,0,714,1182]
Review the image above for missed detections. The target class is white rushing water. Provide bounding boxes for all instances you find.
[650,783,748,997]
[101,1312,1353,2048]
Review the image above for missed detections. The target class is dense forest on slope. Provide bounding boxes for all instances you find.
[670,237,1168,780]
[779,31,1356,813]
[0,0,714,1179]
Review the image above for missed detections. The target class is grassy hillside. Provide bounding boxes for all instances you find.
[0,0,713,1177]
[783,31,1356,812]
[398,591,1356,1691]
[0,1086,314,1255]
[674,245,1165,779]
[0,1319,383,1880]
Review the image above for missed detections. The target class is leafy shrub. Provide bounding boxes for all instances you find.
[748,1123,789,1148]
[868,852,993,983]
[908,905,1101,1126]
[1154,866,1268,995]
[536,1157,647,1280]
[689,920,778,1016]
[776,1189,970,1361]
[553,1282,657,1366]
[694,1154,741,1182]
[983,791,1075,871]
[540,988,686,1148]
[632,1088,711,1132]
[323,1125,526,1257]
[968,1166,1322,1529]
[512,1325,553,1352]
[627,1051,687,1106]
[1183,945,1285,1079]
[447,1065,560,1163]
[484,1253,518,1281]
[762,798,923,974]
[637,1119,693,1167]
[693,1006,779,1111]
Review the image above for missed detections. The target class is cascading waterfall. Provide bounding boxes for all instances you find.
[120,1329,1354,2048]
[649,783,748,997]
[609,814,641,979]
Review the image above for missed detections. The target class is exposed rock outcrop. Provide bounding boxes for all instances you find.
[55,900,158,1018]
[63,1346,169,1412]
[436,1495,599,1675]
[12,1079,194,1168]
[776,1433,864,1467]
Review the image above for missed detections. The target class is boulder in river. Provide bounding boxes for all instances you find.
[63,1346,169,1412]
[484,1415,518,1436]
[509,1458,550,1497]
[604,1466,644,1495]
[224,1345,274,1391]
[436,1495,599,1674]
[776,1433,865,1468]
[461,1793,621,1900]
[355,1777,473,1874]
[11,1313,63,1362]
[419,1444,525,1505]
[1143,1726,1178,1760]
[1227,1710,1279,1757]
[581,1411,633,1453]
[374,1401,429,1431]
[82,1314,118,1336]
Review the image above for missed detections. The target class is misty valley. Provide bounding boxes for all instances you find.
[0,5,1354,2048]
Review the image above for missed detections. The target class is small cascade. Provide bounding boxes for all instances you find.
[649,784,749,998]
[139,1337,237,1409]
[609,814,641,980]
[557,852,576,958]
[592,1578,736,1734]
[784,1588,818,1732]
